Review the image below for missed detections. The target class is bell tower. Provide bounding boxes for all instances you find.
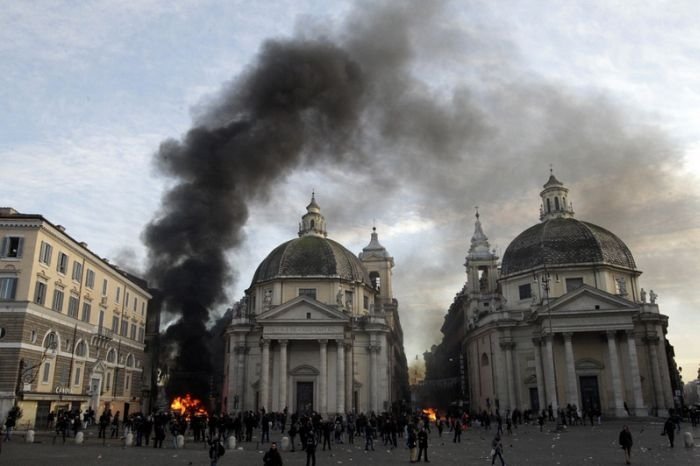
[464,209,500,323]
[298,192,327,237]
[359,227,394,304]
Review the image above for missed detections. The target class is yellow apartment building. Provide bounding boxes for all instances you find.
[0,207,151,428]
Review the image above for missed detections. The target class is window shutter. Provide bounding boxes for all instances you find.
[11,278,17,299]
[0,237,7,257]
[17,238,23,258]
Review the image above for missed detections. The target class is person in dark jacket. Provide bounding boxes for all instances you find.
[491,434,505,466]
[417,427,429,462]
[618,425,633,464]
[263,441,283,466]
[663,416,675,448]
[305,430,317,466]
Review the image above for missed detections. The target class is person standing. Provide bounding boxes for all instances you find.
[407,426,417,463]
[453,418,462,443]
[417,427,430,462]
[663,416,676,448]
[618,425,633,464]
[263,441,283,466]
[491,434,505,466]
[305,430,317,466]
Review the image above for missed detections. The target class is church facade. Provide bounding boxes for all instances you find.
[223,196,409,416]
[440,174,677,417]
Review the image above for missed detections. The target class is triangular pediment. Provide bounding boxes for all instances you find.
[91,360,106,375]
[257,295,350,323]
[547,285,638,314]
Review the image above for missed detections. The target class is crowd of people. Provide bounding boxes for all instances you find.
[3,402,699,464]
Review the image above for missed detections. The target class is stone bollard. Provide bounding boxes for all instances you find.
[683,431,694,448]
[125,432,134,447]
[176,434,185,449]
[280,436,290,451]
[75,431,84,445]
[25,430,35,443]
[226,435,236,450]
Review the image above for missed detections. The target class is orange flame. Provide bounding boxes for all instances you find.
[422,408,438,422]
[171,393,208,418]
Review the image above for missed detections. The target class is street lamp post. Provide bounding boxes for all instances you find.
[535,269,562,429]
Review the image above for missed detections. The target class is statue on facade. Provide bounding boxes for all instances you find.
[640,288,647,303]
[649,289,657,304]
[263,288,272,311]
[615,277,628,297]
[336,289,344,308]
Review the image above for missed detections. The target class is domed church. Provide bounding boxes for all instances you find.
[223,195,409,416]
[452,173,677,418]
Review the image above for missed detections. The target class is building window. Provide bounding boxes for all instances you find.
[44,331,57,349]
[67,294,79,318]
[565,277,584,293]
[0,277,18,300]
[481,353,489,366]
[72,262,83,282]
[133,297,137,312]
[298,288,316,299]
[130,323,136,340]
[39,241,52,265]
[115,287,121,303]
[42,362,51,383]
[75,341,87,357]
[81,302,91,322]
[112,316,119,333]
[363,295,369,310]
[106,349,116,363]
[125,292,130,308]
[126,354,134,368]
[74,366,82,386]
[519,283,532,300]
[105,371,112,391]
[102,279,108,296]
[52,289,64,312]
[121,320,128,337]
[1,236,24,258]
[34,281,47,305]
[138,326,145,342]
[141,302,145,316]
[57,252,68,274]
[85,269,95,289]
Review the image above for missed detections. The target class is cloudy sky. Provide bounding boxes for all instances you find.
[2,0,698,378]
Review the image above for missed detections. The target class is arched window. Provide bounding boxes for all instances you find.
[310,220,315,229]
[75,340,87,357]
[546,198,551,213]
[481,353,489,366]
[126,354,134,368]
[369,272,381,291]
[555,197,560,210]
[44,331,58,350]
[106,348,116,363]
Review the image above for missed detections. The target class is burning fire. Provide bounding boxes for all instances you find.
[171,394,208,418]
[422,408,438,422]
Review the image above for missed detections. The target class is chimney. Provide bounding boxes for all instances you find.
[56,225,66,232]
[0,207,19,216]
[79,241,88,248]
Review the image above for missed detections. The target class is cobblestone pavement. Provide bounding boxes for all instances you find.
[1,418,698,466]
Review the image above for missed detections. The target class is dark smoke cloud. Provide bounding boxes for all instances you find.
[144,0,699,389]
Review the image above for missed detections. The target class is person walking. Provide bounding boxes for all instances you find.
[618,425,633,464]
[264,441,283,466]
[453,418,462,443]
[407,426,417,463]
[491,434,505,466]
[663,416,675,448]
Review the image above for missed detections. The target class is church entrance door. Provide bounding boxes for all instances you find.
[296,382,314,415]
[579,375,600,413]
[529,387,539,412]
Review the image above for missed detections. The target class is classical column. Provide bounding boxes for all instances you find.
[261,339,270,411]
[236,343,247,409]
[625,331,645,415]
[532,338,546,412]
[563,333,579,408]
[646,335,665,413]
[319,339,328,416]
[336,340,345,414]
[606,331,626,417]
[501,341,516,410]
[543,335,558,412]
[370,344,379,412]
[345,343,353,413]
[279,340,288,412]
